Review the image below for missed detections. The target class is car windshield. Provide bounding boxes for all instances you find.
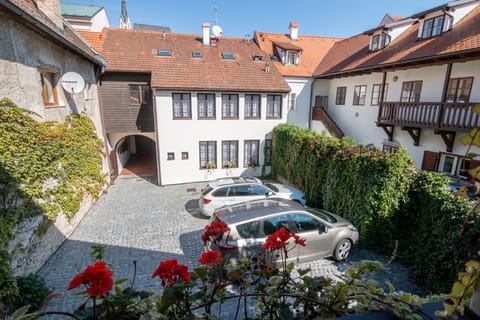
[263,183,278,192]
[306,207,337,223]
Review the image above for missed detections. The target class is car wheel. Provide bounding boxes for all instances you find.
[334,239,352,261]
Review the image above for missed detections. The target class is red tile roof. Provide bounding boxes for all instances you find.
[254,31,342,77]
[314,4,480,78]
[97,28,290,92]
[78,30,106,52]
[2,0,104,66]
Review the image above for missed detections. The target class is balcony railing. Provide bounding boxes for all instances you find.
[378,101,480,131]
[311,107,344,138]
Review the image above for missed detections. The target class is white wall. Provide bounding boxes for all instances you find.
[286,77,311,128]
[155,91,287,185]
[91,8,110,32]
[312,60,480,168]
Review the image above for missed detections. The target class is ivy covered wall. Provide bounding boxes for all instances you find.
[0,99,107,299]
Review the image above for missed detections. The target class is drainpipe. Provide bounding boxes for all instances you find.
[152,88,162,186]
[377,71,387,123]
[308,77,319,130]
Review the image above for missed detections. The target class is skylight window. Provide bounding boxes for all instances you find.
[222,52,235,60]
[192,51,203,58]
[252,55,263,61]
[158,49,171,56]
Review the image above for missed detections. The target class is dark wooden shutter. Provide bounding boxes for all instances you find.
[421,150,439,171]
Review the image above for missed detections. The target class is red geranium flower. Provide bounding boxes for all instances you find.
[262,227,306,251]
[198,251,221,266]
[67,261,113,298]
[201,221,230,245]
[152,259,191,287]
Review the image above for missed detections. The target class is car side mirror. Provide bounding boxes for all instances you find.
[318,225,328,234]
[266,191,274,197]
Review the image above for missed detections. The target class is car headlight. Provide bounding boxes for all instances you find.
[348,224,358,232]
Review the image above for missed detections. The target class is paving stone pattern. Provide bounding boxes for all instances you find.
[37,176,424,318]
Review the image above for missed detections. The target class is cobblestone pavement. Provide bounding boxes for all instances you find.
[37,176,424,318]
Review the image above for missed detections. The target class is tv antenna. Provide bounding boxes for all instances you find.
[212,3,223,36]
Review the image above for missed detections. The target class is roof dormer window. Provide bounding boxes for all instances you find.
[370,32,390,51]
[286,51,299,65]
[421,15,446,39]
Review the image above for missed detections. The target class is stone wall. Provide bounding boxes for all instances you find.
[9,194,96,276]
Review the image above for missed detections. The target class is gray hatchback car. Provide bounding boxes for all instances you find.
[207,198,359,264]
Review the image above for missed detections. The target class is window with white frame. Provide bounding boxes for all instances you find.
[199,141,216,169]
[222,140,238,168]
[244,140,260,167]
[172,93,191,119]
[198,93,216,119]
[222,94,239,119]
[286,51,298,65]
[353,85,367,106]
[266,95,282,119]
[288,93,296,111]
[244,94,261,119]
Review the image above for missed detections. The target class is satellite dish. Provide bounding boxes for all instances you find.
[61,72,85,94]
[212,25,223,37]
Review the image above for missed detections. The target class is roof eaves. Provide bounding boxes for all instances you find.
[314,47,480,79]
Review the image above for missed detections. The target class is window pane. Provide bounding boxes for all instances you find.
[422,19,433,38]
[432,16,444,36]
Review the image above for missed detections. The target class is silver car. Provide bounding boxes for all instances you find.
[207,198,359,264]
[199,176,306,217]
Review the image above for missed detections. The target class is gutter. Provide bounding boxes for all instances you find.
[0,0,105,68]
[308,77,318,130]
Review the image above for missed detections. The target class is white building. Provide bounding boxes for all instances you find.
[310,0,480,178]
[61,3,110,32]
[84,23,290,185]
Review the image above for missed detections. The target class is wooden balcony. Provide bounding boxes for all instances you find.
[311,107,344,138]
[377,101,479,152]
[377,101,480,132]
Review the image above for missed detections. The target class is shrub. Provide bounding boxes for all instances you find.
[5,274,51,313]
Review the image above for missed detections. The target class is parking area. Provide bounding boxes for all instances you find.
[37,175,424,314]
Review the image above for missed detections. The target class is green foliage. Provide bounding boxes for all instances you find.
[271,124,479,294]
[0,98,106,304]
[396,171,478,293]
[271,124,415,252]
[4,274,51,314]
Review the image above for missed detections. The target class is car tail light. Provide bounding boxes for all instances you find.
[202,198,212,204]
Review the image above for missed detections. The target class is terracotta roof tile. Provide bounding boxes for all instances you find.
[314,4,480,77]
[4,0,104,65]
[78,30,106,52]
[98,28,290,92]
[254,31,342,77]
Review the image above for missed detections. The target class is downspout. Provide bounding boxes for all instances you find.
[152,88,162,186]
[377,71,387,123]
[308,77,319,130]
[439,63,453,129]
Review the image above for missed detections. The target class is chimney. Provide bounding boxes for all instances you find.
[37,0,63,29]
[289,21,298,41]
[202,22,210,46]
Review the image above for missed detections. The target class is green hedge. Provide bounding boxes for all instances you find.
[271,124,478,293]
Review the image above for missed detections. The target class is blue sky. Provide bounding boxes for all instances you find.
[63,0,448,38]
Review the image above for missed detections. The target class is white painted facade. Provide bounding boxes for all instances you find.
[311,59,480,169]
[64,8,110,32]
[285,76,312,128]
[155,91,287,185]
